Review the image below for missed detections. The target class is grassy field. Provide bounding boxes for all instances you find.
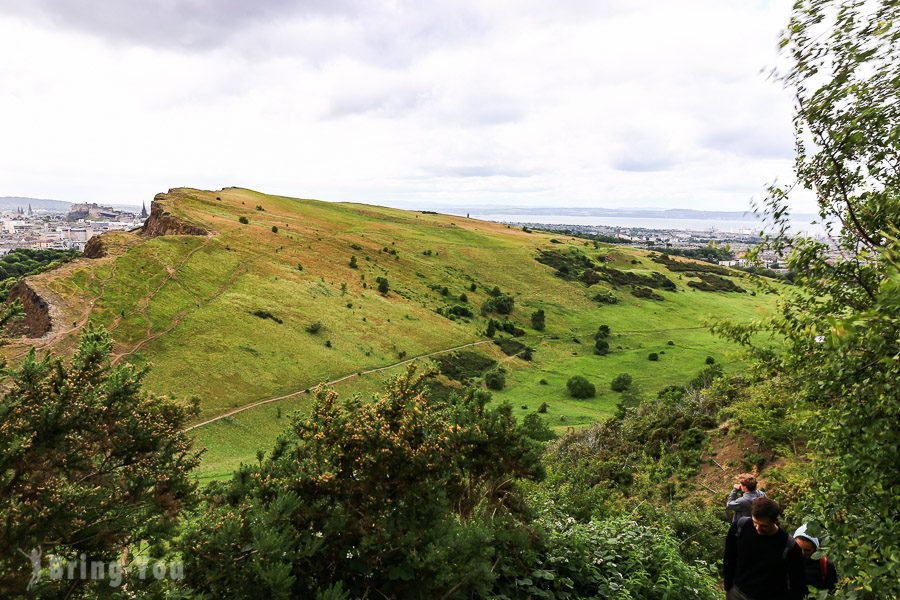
[3,187,782,482]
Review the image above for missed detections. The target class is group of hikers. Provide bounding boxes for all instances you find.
[723,473,837,599]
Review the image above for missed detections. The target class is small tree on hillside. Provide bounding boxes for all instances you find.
[610,373,632,392]
[566,375,596,399]
[531,309,546,331]
[349,256,358,269]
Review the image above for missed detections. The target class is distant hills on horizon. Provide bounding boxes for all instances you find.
[1,194,816,222]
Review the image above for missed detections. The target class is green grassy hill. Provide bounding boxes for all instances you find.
[3,187,781,481]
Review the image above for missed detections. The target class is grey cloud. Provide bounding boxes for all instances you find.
[0,0,359,51]
[424,165,535,178]
[702,126,794,160]
[326,87,431,119]
[0,0,489,66]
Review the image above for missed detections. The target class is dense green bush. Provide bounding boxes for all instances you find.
[648,352,659,361]
[631,286,664,301]
[238,216,249,224]
[594,338,610,355]
[376,276,389,294]
[484,369,506,391]
[592,290,619,304]
[433,351,496,381]
[179,369,545,598]
[481,293,515,315]
[610,373,632,392]
[566,375,596,399]
[530,309,545,330]
[494,338,529,357]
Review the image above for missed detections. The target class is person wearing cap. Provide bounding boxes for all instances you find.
[724,497,806,600]
[726,473,767,523]
[793,524,838,592]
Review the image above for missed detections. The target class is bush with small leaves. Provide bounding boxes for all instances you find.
[610,373,633,392]
[484,369,506,391]
[648,353,659,361]
[325,340,332,348]
[567,375,596,399]
[594,338,609,355]
[238,216,249,224]
[272,225,279,233]
[537,402,549,413]
[297,263,303,271]
[469,283,477,292]
[306,321,322,334]
[459,293,468,303]
[349,256,358,269]
[705,356,716,365]
[531,309,546,331]
[376,277,389,294]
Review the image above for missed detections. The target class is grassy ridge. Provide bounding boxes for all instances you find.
[3,187,781,480]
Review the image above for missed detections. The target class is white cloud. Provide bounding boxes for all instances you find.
[0,1,812,212]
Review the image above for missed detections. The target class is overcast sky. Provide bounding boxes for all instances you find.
[0,1,809,212]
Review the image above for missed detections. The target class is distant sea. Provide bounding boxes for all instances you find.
[462,213,827,236]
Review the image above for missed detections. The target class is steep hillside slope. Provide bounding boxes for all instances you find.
[2,187,781,479]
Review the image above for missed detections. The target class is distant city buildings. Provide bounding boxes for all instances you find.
[0,203,144,254]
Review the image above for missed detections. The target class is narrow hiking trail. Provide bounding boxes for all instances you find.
[183,323,713,433]
[184,337,494,431]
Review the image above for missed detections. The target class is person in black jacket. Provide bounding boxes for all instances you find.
[724,497,806,600]
[793,524,838,592]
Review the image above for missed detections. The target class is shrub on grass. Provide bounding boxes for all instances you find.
[486,320,497,337]
[531,309,546,331]
[594,338,609,355]
[349,256,358,269]
[648,353,659,361]
[567,375,596,399]
[251,310,282,324]
[376,277,389,294]
[705,356,716,365]
[521,413,557,441]
[306,321,322,334]
[611,373,633,392]
[481,294,514,315]
[238,216,249,224]
[592,291,619,304]
[271,226,279,233]
[484,369,506,391]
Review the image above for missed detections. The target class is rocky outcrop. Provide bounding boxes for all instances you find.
[83,234,107,258]
[141,196,208,237]
[6,280,51,337]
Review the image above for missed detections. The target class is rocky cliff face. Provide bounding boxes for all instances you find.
[83,235,107,258]
[6,280,52,337]
[141,196,208,237]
